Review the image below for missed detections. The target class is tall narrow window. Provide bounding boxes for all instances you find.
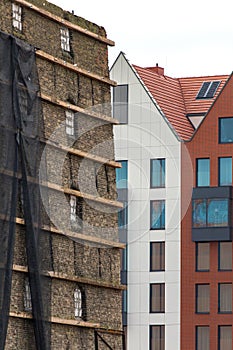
[219,157,232,186]
[24,277,32,312]
[113,85,128,123]
[70,195,76,222]
[122,290,127,313]
[219,118,233,143]
[151,200,165,230]
[150,283,165,313]
[196,159,210,187]
[196,284,210,313]
[196,243,209,271]
[219,242,232,271]
[196,326,209,350]
[150,325,165,350]
[65,110,74,136]
[151,159,165,188]
[116,161,128,189]
[12,3,22,31]
[150,242,165,271]
[118,202,128,228]
[74,287,82,318]
[60,27,70,52]
[218,326,232,350]
[218,283,232,313]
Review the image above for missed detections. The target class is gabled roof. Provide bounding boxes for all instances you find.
[133,64,229,140]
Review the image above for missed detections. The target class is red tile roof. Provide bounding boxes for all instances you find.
[133,65,229,140]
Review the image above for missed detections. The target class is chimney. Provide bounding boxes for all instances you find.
[146,63,164,76]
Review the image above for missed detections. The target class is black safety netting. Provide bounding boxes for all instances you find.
[0,31,52,349]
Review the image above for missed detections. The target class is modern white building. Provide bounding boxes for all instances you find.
[111,52,183,350]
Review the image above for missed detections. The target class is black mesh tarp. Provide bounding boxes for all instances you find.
[0,31,51,349]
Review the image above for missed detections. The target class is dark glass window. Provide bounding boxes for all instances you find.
[219,242,232,271]
[196,284,210,313]
[196,81,220,99]
[218,283,232,313]
[196,243,210,271]
[150,325,165,350]
[218,326,232,350]
[150,242,165,271]
[121,246,127,272]
[196,326,209,350]
[219,118,233,143]
[122,290,127,313]
[196,159,210,187]
[118,202,128,228]
[193,199,229,228]
[151,200,165,230]
[113,85,128,123]
[219,157,232,186]
[151,159,165,188]
[150,283,165,313]
[116,161,128,189]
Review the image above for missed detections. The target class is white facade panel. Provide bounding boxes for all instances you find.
[111,53,181,350]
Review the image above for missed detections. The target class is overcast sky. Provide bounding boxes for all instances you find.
[49,0,233,78]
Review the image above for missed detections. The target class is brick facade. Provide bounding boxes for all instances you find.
[181,76,233,349]
[0,0,124,349]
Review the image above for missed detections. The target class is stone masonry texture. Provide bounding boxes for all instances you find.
[0,0,123,349]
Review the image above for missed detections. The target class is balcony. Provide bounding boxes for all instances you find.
[192,187,232,241]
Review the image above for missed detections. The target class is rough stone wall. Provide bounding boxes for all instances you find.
[0,0,123,349]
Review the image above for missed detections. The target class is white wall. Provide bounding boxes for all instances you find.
[111,54,181,350]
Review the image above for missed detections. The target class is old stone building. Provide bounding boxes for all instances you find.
[0,0,124,349]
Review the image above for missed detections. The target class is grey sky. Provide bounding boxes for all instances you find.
[49,0,233,78]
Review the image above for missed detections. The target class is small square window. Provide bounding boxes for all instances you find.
[12,3,22,31]
[60,27,70,52]
[65,110,74,136]
[150,200,165,230]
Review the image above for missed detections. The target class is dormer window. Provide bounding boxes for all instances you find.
[12,3,22,31]
[196,81,220,99]
[60,28,70,52]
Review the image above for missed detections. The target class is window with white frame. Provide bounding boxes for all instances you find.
[74,287,82,318]
[24,277,32,312]
[60,27,70,52]
[12,3,22,31]
[70,195,76,222]
[65,110,74,136]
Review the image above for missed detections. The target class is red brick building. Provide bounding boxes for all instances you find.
[181,74,233,349]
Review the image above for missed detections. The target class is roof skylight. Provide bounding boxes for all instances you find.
[196,81,220,99]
